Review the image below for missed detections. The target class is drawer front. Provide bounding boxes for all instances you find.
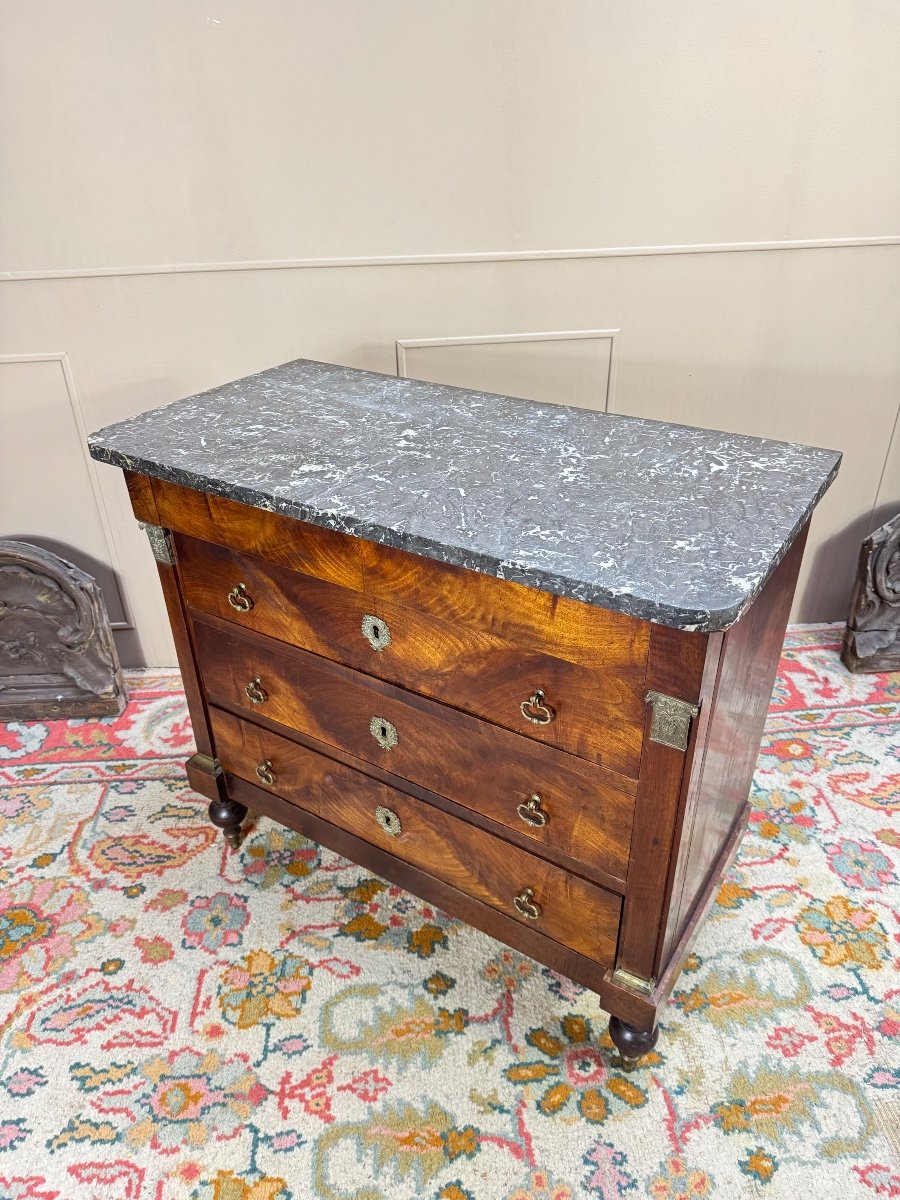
[194,620,635,884]
[178,532,646,777]
[155,478,649,670]
[211,708,622,965]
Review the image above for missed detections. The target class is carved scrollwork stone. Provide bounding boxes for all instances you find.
[842,512,900,673]
[0,540,127,719]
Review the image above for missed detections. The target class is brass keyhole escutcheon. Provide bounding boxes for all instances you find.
[369,715,398,750]
[375,804,402,837]
[228,582,253,612]
[245,676,268,705]
[513,887,542,920]
[520,689,555,726]
[255,759,276,786]
[516,793,548,828]
[361,614,391,652]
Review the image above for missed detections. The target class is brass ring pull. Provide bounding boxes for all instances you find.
[375,804,402,837]
[516,793,548,828]
[255,759,276,786]
[244,676,268,705]
[513,887,542,920]
[228,583,253,612]
[520,689,555,725]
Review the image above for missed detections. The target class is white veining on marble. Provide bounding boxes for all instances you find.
[88,358,841,631]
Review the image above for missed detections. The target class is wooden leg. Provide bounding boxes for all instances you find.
[208,796,248,850]
[608,1015,659,1070]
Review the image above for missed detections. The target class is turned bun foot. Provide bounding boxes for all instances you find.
[208,797,248,850]
[608,1016,659,1070]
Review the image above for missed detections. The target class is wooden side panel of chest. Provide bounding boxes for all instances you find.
[659,527,808,970]
[126,471,806,1062]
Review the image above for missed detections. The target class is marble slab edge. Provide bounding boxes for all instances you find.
[88,441,842,635]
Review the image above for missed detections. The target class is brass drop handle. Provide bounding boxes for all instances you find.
[244,676,268,705]
[520,689,555,726]
[513,887,542,920]
[517,793,548,828]
[228,582,253,612]
[255,759,276,786]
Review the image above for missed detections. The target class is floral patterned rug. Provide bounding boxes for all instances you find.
[0,624,898,1200]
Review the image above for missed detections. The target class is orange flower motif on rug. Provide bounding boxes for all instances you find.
[504,1017,656,1123]
[797,896,889,969]
[1,632,898,1198]
[218,949,313,1029]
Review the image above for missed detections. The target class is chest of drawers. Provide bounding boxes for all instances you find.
[89,358,840,1066]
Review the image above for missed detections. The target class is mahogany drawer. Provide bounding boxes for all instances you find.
[194,619,636,884]
[177,531,647,777]
[210,707,622,966]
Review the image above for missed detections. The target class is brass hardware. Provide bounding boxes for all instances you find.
[244,677,268,705]
[255,759,276,786]
[187,752,219,775]
[369,715,398,750]
[645,691,700,752]
[228,582,254,612]
[375,805,402,836]
[520,689,555,726]
[361,613,391,652]
[611,967,656,995]
[516,793,548,828]
[138,522,175,566]
[513,887,542,920]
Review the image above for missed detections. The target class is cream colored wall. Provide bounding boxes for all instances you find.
[3,1,899,666]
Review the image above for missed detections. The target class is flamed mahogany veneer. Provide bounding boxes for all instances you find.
[88,357,840,1066]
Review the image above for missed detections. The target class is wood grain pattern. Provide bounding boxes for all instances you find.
[120,470,818,1037]
[141,551,224,801]
[612,623,716,983]
[157,566,214,762]
[178,532,646,775]
[211,707,622,965]
[194,618,636,882]
[153,478,365,590]
[659,526,808,966]
[226,769,618,999]
[150,477,650,674]
[357,534,650,675]
[600,800,752,1032]
[124,470,161,524]
[204,693,626,892]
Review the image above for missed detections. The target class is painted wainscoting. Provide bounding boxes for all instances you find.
[3,2,899,665]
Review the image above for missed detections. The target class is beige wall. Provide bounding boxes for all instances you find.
[3,1,899,666]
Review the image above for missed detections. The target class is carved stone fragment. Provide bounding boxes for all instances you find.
[842,512,900,673]
[0,540,127,719]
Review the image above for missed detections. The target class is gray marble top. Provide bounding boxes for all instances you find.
[88,358,841,632]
